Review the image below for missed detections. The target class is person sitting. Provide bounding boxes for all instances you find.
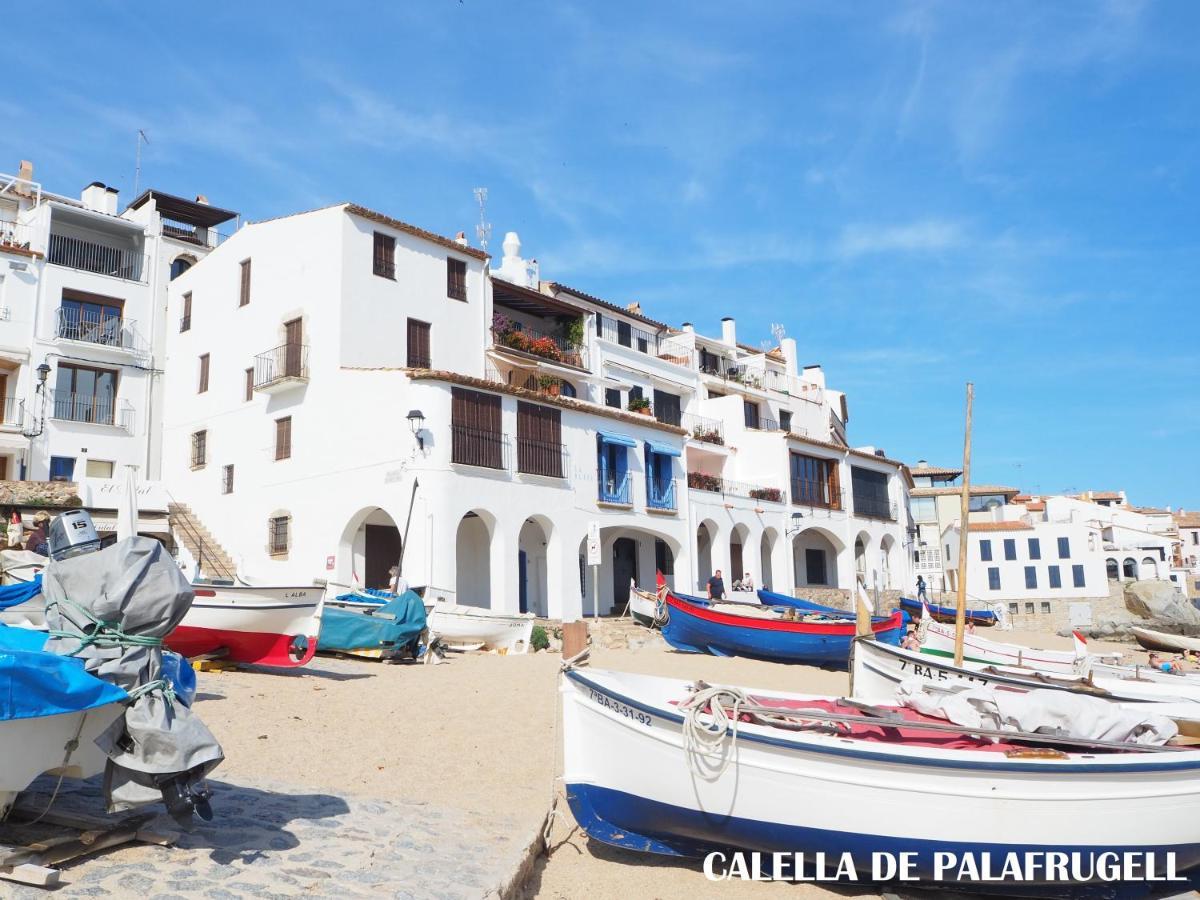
[740,572,754,592]
[24,511,50,557]
[902,627,921,652]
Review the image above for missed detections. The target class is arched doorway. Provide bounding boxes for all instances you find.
[696,520,717,591]
[792,527,844,589]
[455,511,495,608]
[1141,556,1158,579]
[169,255,195,280]
[339,507,402,590]
[854,532,871,585]
[729,523,750,590]
[880,534,896,590]
[1122,557,1137,580]
[760,528,778,592]
[1106,558,1119,580]
[518,518,551,616]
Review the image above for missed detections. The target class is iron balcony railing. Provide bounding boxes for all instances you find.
[744,415,783,432]
[254,343,309,389]
[492,320,588,369]
[517,436,568,479]
[47,232,146,282]
[646,476,678,512]
[0,221,34,253]
[161,216,226,249]
[687,472,784,503]
[486,364,578,400]
[791,478,844,511]
[55,306,142,351]
[0,396,23,428]
[854,498,898,521]
[598,467,631,505]
[451,424,510,471]
[681,412,724,445]
[600,316,658,355]
[179,314,191,332]
[654,338,696,370]
[51,393,133,430]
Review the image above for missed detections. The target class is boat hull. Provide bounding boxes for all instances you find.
[562,667,1200,890]
[1133,627,1200,655]
[628,588,661,628]
[920,617,1091,675]
[900,596,997,625]
[165,584,324,667]
[427,604,534,654]
[662,594,906,666]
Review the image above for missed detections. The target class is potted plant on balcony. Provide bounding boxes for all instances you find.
[687,471,722,492]
[749,486,784,503]
[692,426,724,446]
[537,374,561,396]
[627,396,652,416]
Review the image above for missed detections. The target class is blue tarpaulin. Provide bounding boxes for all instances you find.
[0,647,128,720]
[0,576,42,610]
[318,590,427,653]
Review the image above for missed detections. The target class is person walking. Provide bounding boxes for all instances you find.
[916,575,928,603]
[706,569,726,602]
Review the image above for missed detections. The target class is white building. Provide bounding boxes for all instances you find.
[160,204,912,619]
[1174,511,1200,600]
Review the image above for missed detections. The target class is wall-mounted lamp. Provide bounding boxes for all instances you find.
[406,409,426,451]
[35,361,50,391]
[786,511,805,536]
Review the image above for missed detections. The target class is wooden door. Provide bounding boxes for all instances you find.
[284,318,303,377]
[365,524,403,590]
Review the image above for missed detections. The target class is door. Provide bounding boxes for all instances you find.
[0,456,7,480]
[805,548,827,585]
[730,540,744,584]
[364,523,402,590]
[284,318,303,377]
[612,538,638,613]
[518,550,528,614]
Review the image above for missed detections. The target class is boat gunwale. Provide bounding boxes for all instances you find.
[666,593,904,635]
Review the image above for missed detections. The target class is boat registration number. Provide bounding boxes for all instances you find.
[588,689,652,726]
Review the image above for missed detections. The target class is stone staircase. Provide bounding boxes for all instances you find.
[168,502,238,581]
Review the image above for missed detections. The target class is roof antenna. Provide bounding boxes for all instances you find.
[133,129,150,197]
[473,187,491,252]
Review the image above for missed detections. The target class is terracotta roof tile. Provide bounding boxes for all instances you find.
[542,281,669,331]
[345,204,488,260]
[908,464,963,478]
[967,521,1034,532]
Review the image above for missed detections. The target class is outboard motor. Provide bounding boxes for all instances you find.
[48,509,102,561]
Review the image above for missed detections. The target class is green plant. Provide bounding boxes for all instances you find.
[564,317,585,347]
[627,396,651,413]
[687,471,722,492]
[531,624,550,652]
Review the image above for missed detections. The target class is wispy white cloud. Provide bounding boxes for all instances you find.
[835,219,966,259]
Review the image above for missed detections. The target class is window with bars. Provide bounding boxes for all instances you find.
[268,515,289,555]
[222,464,234,494]
[239,259,251,306]
[198,353,209,393]
[275,416,292,460]
[517,401,563,478]
[244,367,254,402]
[373,232,395,278]
[407,319,431,368]
[447,258,467,301]
[451,387,504,469]
[191,430,207,469]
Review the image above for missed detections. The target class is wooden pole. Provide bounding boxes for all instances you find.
[953,383,974,667]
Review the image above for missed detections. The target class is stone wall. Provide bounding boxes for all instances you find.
[1002,579,1127,634]
[793,587,904,614]
[0,479,82,509]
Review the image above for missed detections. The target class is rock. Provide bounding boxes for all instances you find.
[1124,581,1200,627]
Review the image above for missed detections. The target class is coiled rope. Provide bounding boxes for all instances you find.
[677,683,752,778]
[46,596,164,655]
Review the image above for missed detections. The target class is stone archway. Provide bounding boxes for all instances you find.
[792,526,845,589]
[518,517,552,616]
[338,506,403,590]
[455,510,496,608]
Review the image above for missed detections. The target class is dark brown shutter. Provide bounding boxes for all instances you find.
[239,259,251,306]
[373,232,395,278]
[275,416,292,460]
[284,318,304,377]
[407,319,431,368]
[198,353,209,393]
[447,258,467,301]
[828,460,842,510]
[244,367,254,401]
[517,401,562,477]
[451,387,502,468]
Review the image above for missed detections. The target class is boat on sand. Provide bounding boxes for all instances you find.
[1132,626,1200,655]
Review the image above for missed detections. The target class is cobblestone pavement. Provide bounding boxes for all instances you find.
[6,774,538,899]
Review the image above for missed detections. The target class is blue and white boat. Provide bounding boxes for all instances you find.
[899,595,999,626]
[661,592,906,666]
[562,666,1200,891]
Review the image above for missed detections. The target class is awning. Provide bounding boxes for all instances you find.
[597,431,637,449]
[645,441,681,458]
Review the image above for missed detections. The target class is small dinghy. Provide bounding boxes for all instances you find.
[899,595,999,626]
[1132,626,1200,655]
[426,602,534,654]
[317,591,427,660]
[562,666,1200,889]
[661,592,906,666]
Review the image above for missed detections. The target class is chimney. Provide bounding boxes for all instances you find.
[780,337,798,376]
[17,160,33,185]
[681,322,694,333]
[626,301,643,316]
[81,182,118,215]
[916,459,928,468]
[454,230,468,247]
[721,316,736,347]
[195,194,210,205]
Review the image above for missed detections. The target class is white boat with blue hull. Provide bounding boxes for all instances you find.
[562,667,1200,892]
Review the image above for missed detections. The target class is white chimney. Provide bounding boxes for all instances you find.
[81,182,118,215]
[681,322,694,333]
[721,317,736,347]
[454,230,468,247]
[780,337,799,376]
[195,194,210,205]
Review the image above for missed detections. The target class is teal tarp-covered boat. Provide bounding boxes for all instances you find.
[318,590,427,658]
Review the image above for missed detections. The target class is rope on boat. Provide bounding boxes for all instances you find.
[46,596,165,654]
[678,683,752,778]
[12,710,90,826]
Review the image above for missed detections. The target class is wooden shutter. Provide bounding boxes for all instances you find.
[653,390,681,426]
[275,416,292,460]
[407,319,431,368]
[447,258,467,301]
[828,460,842,510]
[244,367,254,401]
[451,387,502,468]
[517,401,562,477]
[373,232,395,278]
[181,292,192,332]
[198,353,209,393]
[284,318,304,377]
[239,259,251,306]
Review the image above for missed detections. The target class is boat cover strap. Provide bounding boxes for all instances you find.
[0,575,42,609]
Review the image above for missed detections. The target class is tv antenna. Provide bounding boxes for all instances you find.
[473,187,491,252]
[133,129,150,197]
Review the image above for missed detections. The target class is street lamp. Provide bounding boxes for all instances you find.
[785,511,804,536]
[35,361,50,391]
[406,409,426,451]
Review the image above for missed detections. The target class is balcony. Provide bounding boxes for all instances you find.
[654,338,696,370]
[688,472,784,504]
[600,317,658,355]
[48,233,146,282]
[161,216,226,249]
[598,468,631,506]
[253,343,309,393]
[56,307,143,353]
[0,221,35,255]
[452,425,510,471]
[492,315,588,369]
[486,364,579,401]
[51,393,133,430]
[646,476,678,512]
[681,412,724,446]
[791,478,844,511]
[517,435,567,479]
[854,497,898,521]
[0,396,23,430]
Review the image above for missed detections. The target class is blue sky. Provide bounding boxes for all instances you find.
[8,2,1199,506]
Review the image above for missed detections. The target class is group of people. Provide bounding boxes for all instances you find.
[704,568,758,601]
[4,510,51,556]
[1147,651,1197,675]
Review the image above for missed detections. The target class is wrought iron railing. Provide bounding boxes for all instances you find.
[254,343,309,388]
[745,415,782,432]
[687,472,783,503]
[517,436,567,479]
[0,396,23,428]
[161,216,226,248]
[0,221,34,252]
[492,318,588,369]
[600,317,658,355]
[598,467,631,505]
[853,497,898,521]
[681,412,724,445]
[51,393,133,430]
[486,364,578,400]
[451,424,510,470]
[47,232,146,281]
[56,306,142,351]
[646,476,678,511]
[791,478,843,511]
[654,338,696,370]
[179,314,191,333]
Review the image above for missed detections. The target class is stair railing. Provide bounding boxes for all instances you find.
[164,492,237,582]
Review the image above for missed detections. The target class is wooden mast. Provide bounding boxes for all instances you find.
[953,383,974,667]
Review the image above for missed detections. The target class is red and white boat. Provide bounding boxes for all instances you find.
[165,583,325,668]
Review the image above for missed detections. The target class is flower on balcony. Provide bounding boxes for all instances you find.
[528,336,563,361]
[749,486,784,503]
[627,396,652,414]
[692,427,724,446]
[687,471,722,492]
